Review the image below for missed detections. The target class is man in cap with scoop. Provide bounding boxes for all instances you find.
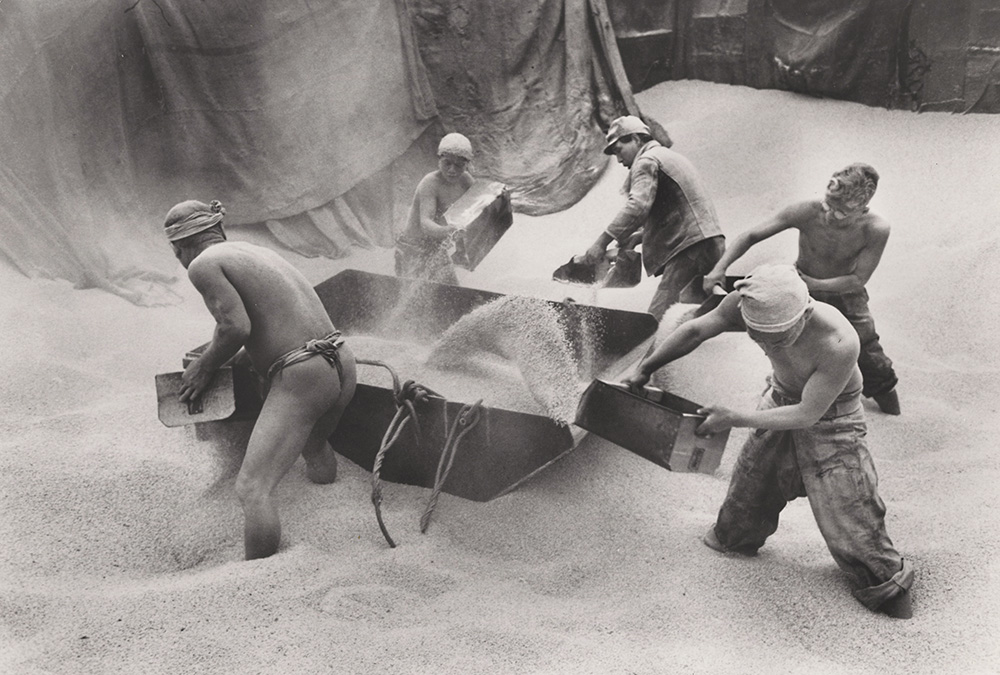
[623,264,914,618]
[575,115,725,320]
[394,132,476,285]
[164,198,357,560]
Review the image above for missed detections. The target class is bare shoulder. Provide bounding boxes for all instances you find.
[787,200,827,229]
[416,171,442,195]
[186,244,228,278]
[196,241,268,264]
[192,242,285,278]
[862,210,891,239]
[812,302,860,360]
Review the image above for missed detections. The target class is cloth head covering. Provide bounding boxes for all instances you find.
[826,163,879,211]
[604,115,651,154]
[735,264,811,333]
[437,133,473,160]
[163,200,226,242]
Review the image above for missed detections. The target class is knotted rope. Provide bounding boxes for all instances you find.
[356,359,438,548]
[420,399,483,533]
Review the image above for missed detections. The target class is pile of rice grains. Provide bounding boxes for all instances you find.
[348,296,597,425]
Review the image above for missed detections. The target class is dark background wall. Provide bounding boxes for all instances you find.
[608,0,1000,113]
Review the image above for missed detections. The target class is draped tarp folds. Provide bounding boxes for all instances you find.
[0,0,651,303]
[0,0,432,303]
[744,0,911,108]
[124,0,432,224]
[0,2,184,305]
[608,0,913,108]
[404,0,616,215]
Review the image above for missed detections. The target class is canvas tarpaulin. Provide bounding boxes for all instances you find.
[0,0,652,304]
[744,0,911,107]
[904,0,1000,113]
[0,0,431,303]
[404,0,653,215]
[609,0,912,108]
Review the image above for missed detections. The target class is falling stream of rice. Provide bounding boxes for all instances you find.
[348,295,592,425]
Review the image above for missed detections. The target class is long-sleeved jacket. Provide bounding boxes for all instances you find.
[605,141,722,276]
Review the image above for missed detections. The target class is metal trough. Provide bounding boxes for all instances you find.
[312,270,657,501]
[177,270,657,502]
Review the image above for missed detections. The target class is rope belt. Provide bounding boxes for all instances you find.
[266,331,345,382]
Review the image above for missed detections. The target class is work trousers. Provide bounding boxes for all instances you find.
[647,235,725,321]
[711,381,913,610]
[810,288,897,397]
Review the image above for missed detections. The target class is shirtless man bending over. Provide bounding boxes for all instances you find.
[164,199,357,560]
[625,263,912,617]
[703,163,900,414]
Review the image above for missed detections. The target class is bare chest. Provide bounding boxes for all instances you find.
[765,350,816,394]
[799,224,866,270]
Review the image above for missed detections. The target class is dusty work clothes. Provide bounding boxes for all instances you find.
[647,235,726,320]
[809,288,898,398]
[711,378,913,611]
[604,140,724,320]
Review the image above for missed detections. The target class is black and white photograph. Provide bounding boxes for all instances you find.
[2,1,998,673]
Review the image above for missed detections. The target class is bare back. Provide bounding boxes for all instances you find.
[188,242,334,372]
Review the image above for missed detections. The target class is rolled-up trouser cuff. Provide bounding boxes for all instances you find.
[852,558,914,611]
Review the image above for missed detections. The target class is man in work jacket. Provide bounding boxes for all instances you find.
[579,115,725,320]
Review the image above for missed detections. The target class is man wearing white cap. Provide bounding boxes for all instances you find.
[164,199,357,560]
[576,115,725,320]
[623,263,913,618]
[394,132,476,285]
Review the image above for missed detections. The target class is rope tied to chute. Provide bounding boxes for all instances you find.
[355,358,484,545]
[356,359,438,548]
[420,399,483,534]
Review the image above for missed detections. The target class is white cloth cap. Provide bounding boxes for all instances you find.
[735,264,811,333]
[437,133,473,160]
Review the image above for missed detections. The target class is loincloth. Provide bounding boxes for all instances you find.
[266,331,345,383]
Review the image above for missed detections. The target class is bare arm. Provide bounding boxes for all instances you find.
[799,217,890,293]
[180,258,251,401]
[622,292,741,389]
[415,175,455,239]
[702,203,805,293]
[698,334,859,433]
